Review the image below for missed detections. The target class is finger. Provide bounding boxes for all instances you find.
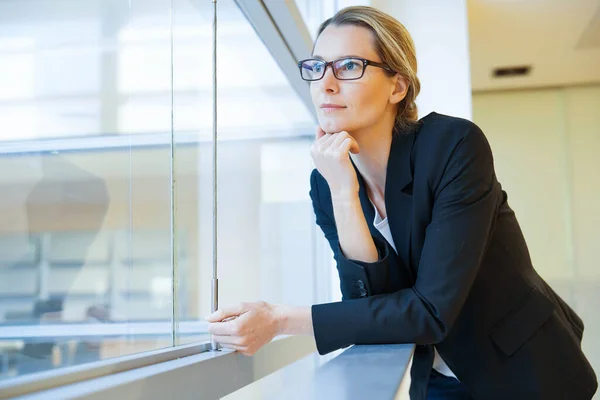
[218,343,246,352]
[338,138,352,156]
[330,131,358,154]
[329,131,350,149]
[339,137,360,155]
[212,335,243,346]
[316,130,339,150]
[207,320,239,336]
[205,304,245,322]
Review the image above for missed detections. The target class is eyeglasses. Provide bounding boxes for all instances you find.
[298,57,395,81]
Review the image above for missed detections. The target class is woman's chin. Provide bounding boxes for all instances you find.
[319,119,348,134]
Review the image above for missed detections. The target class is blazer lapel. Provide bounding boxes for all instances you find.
[353,162,386,243]
[385,129,417,279]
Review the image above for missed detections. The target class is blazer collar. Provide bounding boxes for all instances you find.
[352,126,417,202]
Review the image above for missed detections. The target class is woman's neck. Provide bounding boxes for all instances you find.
[349,123,393,202]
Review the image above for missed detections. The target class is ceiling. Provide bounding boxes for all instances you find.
[468,0,600,92]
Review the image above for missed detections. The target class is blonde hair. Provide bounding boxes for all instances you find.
[315,6,421,134]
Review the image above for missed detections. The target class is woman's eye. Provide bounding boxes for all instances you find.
[341,61,357,70]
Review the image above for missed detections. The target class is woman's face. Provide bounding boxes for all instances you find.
[310,24,404,135]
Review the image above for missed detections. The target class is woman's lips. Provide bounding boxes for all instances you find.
[320,106,346,112]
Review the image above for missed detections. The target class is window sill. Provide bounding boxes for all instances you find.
[0,335,316,399]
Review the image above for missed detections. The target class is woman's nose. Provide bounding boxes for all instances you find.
[320,66,339,92]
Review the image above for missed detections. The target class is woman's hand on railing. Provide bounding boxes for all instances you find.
[206,301,281,356]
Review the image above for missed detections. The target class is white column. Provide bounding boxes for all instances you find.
[370,0,472,120]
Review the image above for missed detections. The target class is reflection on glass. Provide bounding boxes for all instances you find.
[0,0,177,380]
[0,0,319,382]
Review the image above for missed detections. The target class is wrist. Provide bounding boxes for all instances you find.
[271,304,313,336]
[330,190,360,204]
[272,303,288,335]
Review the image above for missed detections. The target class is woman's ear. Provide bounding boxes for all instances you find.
[390,75,409,105]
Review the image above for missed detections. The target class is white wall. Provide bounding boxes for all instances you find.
[473,85,600,283]
[370,0,472,120]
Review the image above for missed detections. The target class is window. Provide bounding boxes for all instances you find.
[0,0,319,383]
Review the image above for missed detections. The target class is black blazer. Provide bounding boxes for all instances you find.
[309,112,597,400]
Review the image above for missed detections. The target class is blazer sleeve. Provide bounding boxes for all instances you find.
[311,124,500,355]
[309,169,398,300]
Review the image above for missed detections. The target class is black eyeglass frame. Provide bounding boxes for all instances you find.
[297,57,396,81]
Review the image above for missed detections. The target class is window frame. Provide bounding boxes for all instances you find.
[0,1,328,398]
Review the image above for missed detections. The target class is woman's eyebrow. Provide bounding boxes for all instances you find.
[311,54,364,60]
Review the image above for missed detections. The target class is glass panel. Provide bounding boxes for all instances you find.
[0,0,328,383]
[172,0,316,345]
[0,0,176,380]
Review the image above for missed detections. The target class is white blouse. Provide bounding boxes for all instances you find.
[369,198,458,380]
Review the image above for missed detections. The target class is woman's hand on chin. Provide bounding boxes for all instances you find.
[311,125,360,199]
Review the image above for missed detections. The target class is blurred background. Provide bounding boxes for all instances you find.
[0,0,598,396]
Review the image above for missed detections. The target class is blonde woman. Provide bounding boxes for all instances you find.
[207,6,597,399]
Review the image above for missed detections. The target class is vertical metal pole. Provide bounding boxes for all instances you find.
[170,0,180,347]
[210,0,219,352]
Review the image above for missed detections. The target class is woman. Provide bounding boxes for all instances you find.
[207,6,597,399]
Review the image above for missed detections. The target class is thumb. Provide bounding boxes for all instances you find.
[205,304,245,322]
[349,138,360,154]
